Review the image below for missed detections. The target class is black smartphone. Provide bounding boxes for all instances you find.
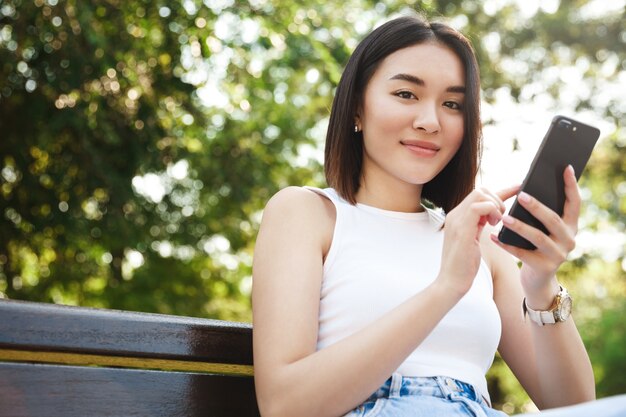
[498,115,600,249]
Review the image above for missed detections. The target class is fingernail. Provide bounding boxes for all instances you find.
[568,165,575,175]
[518,192,531,204]
[502,215,515,225]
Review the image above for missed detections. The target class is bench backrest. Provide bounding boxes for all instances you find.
[0,299,260,416]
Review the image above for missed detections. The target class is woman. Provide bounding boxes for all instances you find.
[252,14,595,417]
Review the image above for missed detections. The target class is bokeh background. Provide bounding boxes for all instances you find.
[1,0,624,412]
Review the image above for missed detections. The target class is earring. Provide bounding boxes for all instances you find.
[354,124,360,133]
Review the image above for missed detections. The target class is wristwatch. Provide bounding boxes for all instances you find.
[523,285,572,326]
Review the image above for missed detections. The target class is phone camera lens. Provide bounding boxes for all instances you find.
[558,120,572,129]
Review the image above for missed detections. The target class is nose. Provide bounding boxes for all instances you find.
[412,103,440,133]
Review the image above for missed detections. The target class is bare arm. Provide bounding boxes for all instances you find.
[489,166,595,408]
[252,186,513,417]
[488,242,594,409]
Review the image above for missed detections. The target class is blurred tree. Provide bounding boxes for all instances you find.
[1,0,624,411]
[0,0,224,316]
[574,130,626,399]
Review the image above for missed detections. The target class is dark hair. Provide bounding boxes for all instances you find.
[324,15,482,213]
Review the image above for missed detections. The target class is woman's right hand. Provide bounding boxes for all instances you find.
[437,186,519,297]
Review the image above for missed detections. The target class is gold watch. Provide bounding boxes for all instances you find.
[523,285,572,326]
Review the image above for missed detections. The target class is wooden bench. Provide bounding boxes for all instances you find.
[0,299,260,416]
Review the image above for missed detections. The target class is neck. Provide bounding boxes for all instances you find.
[355,175,424,213]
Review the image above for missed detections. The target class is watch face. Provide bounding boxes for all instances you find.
[557,296,573,321]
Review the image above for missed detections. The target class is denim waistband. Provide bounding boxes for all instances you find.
[366,374,489,407]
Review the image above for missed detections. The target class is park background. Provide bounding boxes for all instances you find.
[0,0,624,412]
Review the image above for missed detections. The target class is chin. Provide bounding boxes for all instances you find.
[401,171,438,185]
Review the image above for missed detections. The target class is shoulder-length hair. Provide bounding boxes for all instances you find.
[324,15,482,213]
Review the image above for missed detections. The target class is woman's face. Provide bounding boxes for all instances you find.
[357,42,466,191]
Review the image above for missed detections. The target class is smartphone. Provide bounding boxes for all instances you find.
[498,115,600,249]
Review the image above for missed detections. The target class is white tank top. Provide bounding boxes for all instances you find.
[306,187,501,403]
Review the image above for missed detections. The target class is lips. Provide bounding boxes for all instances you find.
[400,140,440,157]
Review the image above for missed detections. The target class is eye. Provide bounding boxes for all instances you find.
[443,101,463,110]
[395,90,416,100]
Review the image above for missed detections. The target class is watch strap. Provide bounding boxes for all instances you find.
[523,285,568,326]
[524,304,557,325]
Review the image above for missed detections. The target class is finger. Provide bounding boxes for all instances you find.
[515,191,575,246]
[478,187,507,214]
[471,201,503,240]
[490,233,541,262]
[490,233,550,269]
[459,187,505,214]
[500,214,566,259]
[562,165,581,226]
[471,201,504,225]
[454,200,504,241]
[496,184,521,203]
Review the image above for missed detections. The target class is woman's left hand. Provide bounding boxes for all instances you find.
[491,165,580,301]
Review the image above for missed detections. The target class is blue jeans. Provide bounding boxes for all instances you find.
[344,374,508,417]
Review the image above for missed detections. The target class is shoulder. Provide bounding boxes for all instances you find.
[263,186,335,222]
[259,186,336,255]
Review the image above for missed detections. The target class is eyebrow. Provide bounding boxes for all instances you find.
[389,73,466,94]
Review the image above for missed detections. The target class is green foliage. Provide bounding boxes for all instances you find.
[488,355,533,414]
[1,0,624,409]
[585,297,626,397]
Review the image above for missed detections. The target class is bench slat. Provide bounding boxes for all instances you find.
[0,299,253,365]
[0,362,260,417]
